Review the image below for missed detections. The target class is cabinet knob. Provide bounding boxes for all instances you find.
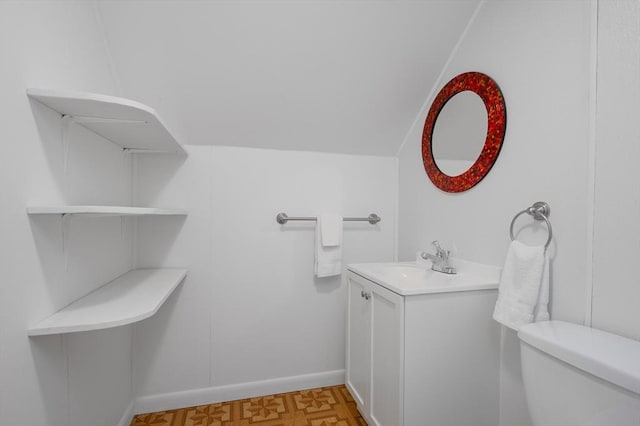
[361,291,371,300]
[361,290,366,298]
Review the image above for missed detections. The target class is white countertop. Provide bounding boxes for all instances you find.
[347,259,500,296]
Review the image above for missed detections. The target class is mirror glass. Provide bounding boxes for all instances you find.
[431,91,488,176]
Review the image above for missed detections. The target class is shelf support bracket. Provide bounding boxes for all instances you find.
[61,114,74,175]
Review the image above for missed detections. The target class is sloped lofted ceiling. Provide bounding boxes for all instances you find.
[96,1,480,156]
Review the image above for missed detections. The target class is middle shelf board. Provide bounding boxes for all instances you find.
[27,205,188,217]
[28,268,187,336]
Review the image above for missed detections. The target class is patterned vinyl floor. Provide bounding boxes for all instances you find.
[130,384,367,426]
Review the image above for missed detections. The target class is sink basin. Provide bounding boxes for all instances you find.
[347,259,500,296]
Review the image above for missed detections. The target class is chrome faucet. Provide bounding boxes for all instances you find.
[421,241,456,274]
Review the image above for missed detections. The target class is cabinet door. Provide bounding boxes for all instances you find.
[346,274,371,411]
[370,283,404,426]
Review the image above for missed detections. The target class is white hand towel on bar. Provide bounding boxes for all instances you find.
[493,240,549,331]
[315,214,343,277]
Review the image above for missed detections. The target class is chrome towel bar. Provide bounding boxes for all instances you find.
[509,201,552,249]
[276,212,381,225]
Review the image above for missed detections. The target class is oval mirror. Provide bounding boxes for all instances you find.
[422,72,506,193]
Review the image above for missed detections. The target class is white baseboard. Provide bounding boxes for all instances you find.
[133,369,345,415]
[117,400,134,426]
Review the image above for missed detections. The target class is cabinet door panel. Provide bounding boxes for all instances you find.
[346,276,371,410]
[371,285,404,426]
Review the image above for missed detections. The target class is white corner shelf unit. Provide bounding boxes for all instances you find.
[27,88,186,155]
[26,88,189,337]
[28,269,187,336]
[27,205,188,217]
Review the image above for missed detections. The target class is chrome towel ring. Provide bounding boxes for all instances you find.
[509,201,552,249]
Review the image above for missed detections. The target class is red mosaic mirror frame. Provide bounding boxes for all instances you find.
[422,71,506,193]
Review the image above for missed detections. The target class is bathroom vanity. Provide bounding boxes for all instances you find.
[346,261,501,426]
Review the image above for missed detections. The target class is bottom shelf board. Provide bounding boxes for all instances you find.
[28,268,187,336]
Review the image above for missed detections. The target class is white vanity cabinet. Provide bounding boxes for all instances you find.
[346,263,500,426]
[346,271,405,426]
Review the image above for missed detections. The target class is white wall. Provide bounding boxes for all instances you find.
[132,146,396,407]
[397,2,593,425]
[592,1,640,341]
[0,3,135,426]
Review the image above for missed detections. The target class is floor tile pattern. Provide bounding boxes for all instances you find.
[131,385,367,426]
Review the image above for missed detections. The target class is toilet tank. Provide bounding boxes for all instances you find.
[518,321,640,426]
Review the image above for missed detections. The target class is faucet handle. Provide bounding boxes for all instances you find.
[432,240,448,258]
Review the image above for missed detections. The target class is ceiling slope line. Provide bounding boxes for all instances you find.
[584,0,599,328]
[394,0,485,158]
[91,1,123,97]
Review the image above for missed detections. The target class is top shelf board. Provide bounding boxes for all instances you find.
[27,88,186,155]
